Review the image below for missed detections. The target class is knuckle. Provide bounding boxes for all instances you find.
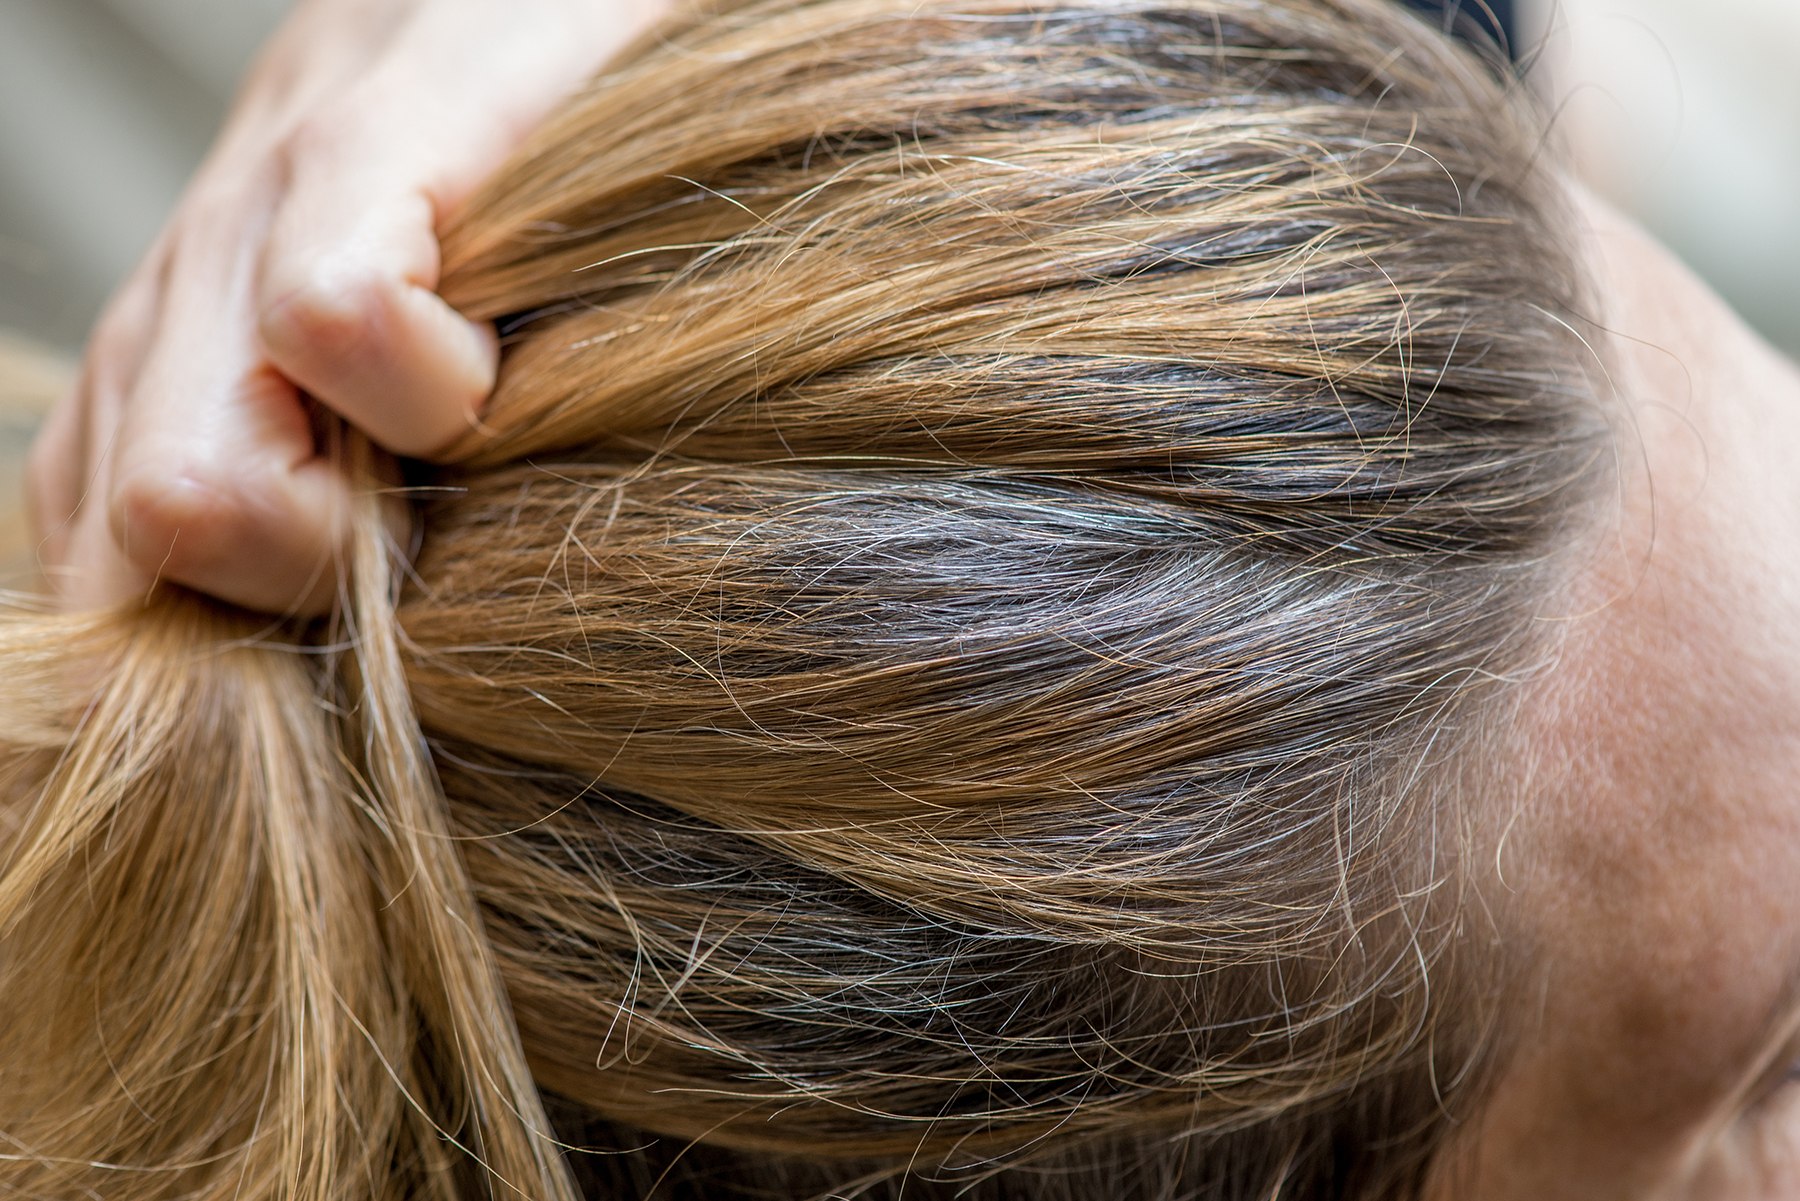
[109,459,242,572]
[280,110,354,172]
[259,267,396,365]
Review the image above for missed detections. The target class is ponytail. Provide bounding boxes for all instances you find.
[0,443,575,1201]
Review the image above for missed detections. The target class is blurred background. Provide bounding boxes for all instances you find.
[0,0,291,350]
[1,0,1796,559]
[1525,0,1800,354]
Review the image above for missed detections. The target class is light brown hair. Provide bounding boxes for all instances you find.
[0,1,1599,1197]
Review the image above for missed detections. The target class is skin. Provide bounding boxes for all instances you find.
[25,0,666,615]
[1440,193,1800,1198]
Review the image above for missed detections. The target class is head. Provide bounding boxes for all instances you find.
[1429,192,1800,1201]
[0,0,1793,1198]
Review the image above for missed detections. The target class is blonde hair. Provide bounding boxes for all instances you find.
[0,0,1598,1197]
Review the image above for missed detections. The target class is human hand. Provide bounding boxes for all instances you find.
[27,0,666,614]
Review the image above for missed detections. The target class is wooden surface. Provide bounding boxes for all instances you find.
[0,331,71,588]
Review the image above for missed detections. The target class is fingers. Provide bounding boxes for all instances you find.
[110,369,352,616]
[31,0,673,616]
[27,252,164,603]
[114,185,363,615]
[252,1,637,458]
[257,183,498,457]
[31,176,359,615]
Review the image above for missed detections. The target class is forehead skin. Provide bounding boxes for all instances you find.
[1438,193,1800,1199]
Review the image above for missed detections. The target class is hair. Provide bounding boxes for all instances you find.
[0,0,1602,1197]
